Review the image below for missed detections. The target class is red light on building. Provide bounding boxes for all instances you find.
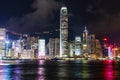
[103,38,107,41]
[109,44,113,48]
[108,46,111,48]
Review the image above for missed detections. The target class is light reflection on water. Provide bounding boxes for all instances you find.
[38,60,45,80]
[0,60,120,80]
[103,64,114,80]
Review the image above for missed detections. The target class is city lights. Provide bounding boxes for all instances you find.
[103,38,107,41]
[0,4,119,61]
[0,1,120,80]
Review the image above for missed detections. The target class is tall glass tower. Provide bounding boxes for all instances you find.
[83,26,88,44]
[0,28,6,58]
[60,5,68,57]
[82,26,89,54]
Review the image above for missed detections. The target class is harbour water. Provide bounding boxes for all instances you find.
[0,60,120,80]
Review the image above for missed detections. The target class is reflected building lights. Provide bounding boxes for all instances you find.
[38,60,45,80]
[0,65,11,80]
[103,64,115,80]
[102,60,115,80]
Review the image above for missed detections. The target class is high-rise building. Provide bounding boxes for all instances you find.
[48,38,60,58]
[48,38,55,58]
[60,5,68,57]
[38,39,45,58]
[75,36,82,56]
[95,39,103,58]
[55,38,60,57]
[83,26,88,44]
[82,26,88,54]
[87,34,96,54]
[69,41,74,57]
[13,40,22,58]
[0,28,6,58]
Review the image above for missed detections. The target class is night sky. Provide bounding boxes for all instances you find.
[0,0,120,42]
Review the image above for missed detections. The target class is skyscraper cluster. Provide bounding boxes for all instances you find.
[0,5,120,60]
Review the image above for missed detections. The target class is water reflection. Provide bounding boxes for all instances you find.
[0,60,40,80]
[57,60,90,80]
[0,64,11,80]
[44,60,59,80]
[102,60,115,80]
[103,65,114,80]
[38,60,45,80]
[0,60,120,80]
[13,66,21,80]
[58,61,69,79]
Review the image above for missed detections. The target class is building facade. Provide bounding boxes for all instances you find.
[75,36,82,56]
[0,28,6,58]
[54,38,60,57]
[38,39,45,58]
[48,38,60,58]
[60,5,68,57]
[87,34,96,54]
[82,27,89,54]
[48,38,55,58]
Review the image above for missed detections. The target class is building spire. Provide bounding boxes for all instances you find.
[84,26,88,33]
[85,26,87,30]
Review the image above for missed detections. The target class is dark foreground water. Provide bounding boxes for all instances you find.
[0,60,120,80]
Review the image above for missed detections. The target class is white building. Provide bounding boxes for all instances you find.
[82,26,89,54]
[60,5,68,57]
[38,39,45,58]
[13,40,22,58]
[0,28,6,58]
[75,36,82,56]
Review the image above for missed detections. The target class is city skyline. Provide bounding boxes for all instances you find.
[0,0,120,42]
[0,1,120,79]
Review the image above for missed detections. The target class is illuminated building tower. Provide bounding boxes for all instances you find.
[95,39,103,58]
[55,38,60,57]
[13,40,22,58]
[38,39,45,58]
[48,38,60,58]
[75,36,82,56]
[82,26,88,54]
[83,26,88,44]
[69,41,74,57]
[87,34,96,54]
[108,46,112,59]
[49,38,55,58]
[0,28,6,58]
[60,5,68,57]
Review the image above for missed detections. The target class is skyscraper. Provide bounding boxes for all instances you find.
[83,26,88,44]
[48,38,60,58]
[38,39,45,58]
[55,38,60,57]
[0,28,6,58]
[48,38,55,58]
[87,34,96,54]
[75,36,82,56]
[82,26,89,54]
[60,5,68,57]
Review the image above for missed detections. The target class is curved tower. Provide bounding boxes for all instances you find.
[60,5,68,57]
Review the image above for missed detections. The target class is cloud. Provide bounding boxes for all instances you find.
[89,13,120,34]
[7,0,59,33]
